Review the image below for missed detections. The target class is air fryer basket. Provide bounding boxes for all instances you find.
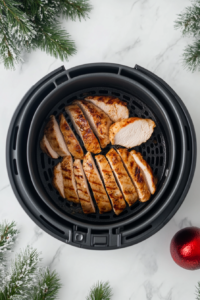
[6,63,196,250]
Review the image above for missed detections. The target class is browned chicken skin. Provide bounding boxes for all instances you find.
[61,156,79,203]
[117,148,151,202]
[59,113,84,159]
[130,150,156,194]
[65,104,101,154]
[106,148,138,206]
[95,155,126,215]
[83,152,112,214]
[85,95,129,122]
[44,115,70,157]
[74,100,112,148]
[73,159,96,214]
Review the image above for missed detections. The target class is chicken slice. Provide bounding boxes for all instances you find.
[117,148,151,202]
[109,117,156,148]
[61,155,79,203]
[44,115,70,156]
[95,155,126,215]
[59,113,84,159]
[130,150,156,194]
[40,135,59,159]
[83,152,112,214]
[65,104,101,154]
[106,149,138,206]
[85,95,129,122]
[73,159,96,214]
[52,163,65,198]
[74,100,112,148]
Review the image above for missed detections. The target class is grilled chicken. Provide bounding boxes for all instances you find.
[95,155,126,215]
[74,100,112,148]
[52,163,65,198]
[83,152,112,214]
[130,150,156,194]
[61,155,79,203]
[117,148,151,202]
[73,159,96,214]
[85,95,129,122]
[44,115,70,156]
[40,135,59,159]
[109,117,156,148]
[65,104,101,154]
[106,149,138,206]
[59,113,84,159]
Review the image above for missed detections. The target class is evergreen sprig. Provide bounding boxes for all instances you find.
[86,281,113,300]
[32,268,62,300]
[196,282,200,300]
[175,0,200,72]
[0,221,62,300]
[0,0,92,69]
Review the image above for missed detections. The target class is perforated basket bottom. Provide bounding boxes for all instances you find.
[37,87,167,224]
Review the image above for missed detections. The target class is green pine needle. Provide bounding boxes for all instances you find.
[0,0,92,69]
[175,0,200,72]
[32,268,62,300]
[34,22,76,61]
[86,281,113,300]
[196,282,200,299]
[0,246,41,299]
[59,0,92,21]
[183,38,200,71]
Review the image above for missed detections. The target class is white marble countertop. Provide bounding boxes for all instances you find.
[0,0,200,299]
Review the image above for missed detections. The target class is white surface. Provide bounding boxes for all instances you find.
[0,0,200,299]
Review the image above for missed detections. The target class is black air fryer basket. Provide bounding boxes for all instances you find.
[6,63,196,250]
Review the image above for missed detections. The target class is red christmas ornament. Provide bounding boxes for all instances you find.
[170,227,200,270]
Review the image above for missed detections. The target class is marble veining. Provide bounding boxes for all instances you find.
[0,0,199,299]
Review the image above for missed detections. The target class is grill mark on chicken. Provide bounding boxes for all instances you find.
[44,115,70,157]
[83,152,112,214]
[59,114,84,159]
[73,159,95,214]
[106,149,138,206]
[61,156,79,203]
[74,100,112,149]
[117,148,151,202]
[65,105,101,154]
[95,154,127,215]
[135,167,144,183]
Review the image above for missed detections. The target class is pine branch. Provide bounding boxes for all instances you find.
[196,282,200,299]
[175,0,200,36]
[86,281,113,300]
[182,38,200,71]
[59,0,92,20]
[32,268,62,300]
[0,221,18,255]
[0,246,41,299]
[33,21,76,61]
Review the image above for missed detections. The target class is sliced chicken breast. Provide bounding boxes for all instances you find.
[106,149,138,206]
[61,155,79,203]
[73,159,96,214]
[85,95,129,122]
[40,135,59,159]
[130,150,156,194]
[83,152,112,214]
[52,163,65,198]
[65,104,101,154]
[95,155,126,215]
[109,117,156,148]
[59,113,84,159]
[74,100,112,148]
[117,148,151,202]
[44,115,70,156]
